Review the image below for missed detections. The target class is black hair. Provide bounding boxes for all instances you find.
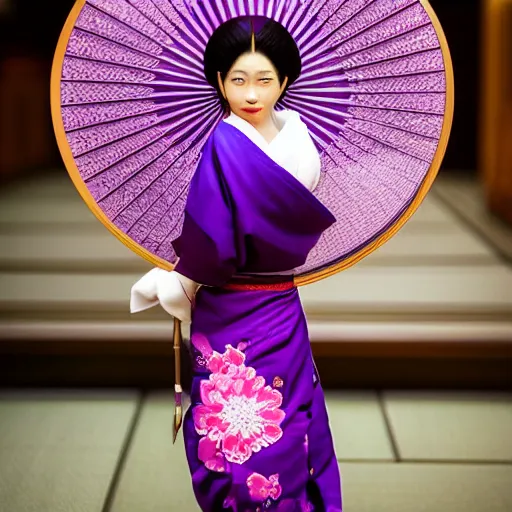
[203,16,301,105]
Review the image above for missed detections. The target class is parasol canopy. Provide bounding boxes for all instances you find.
[51,0,454,285]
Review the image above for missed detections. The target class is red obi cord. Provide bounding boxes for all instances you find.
[224,277,295,291]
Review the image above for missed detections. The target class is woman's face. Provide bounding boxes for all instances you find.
[220,51,286,125]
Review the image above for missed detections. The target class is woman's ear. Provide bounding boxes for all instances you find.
[279,76,289,96]
[217,71,227,100]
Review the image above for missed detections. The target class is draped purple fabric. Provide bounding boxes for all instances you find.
[172,123,342,511]
[173,122,336,285]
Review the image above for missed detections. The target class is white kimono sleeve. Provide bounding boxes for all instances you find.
[130,268,200,323]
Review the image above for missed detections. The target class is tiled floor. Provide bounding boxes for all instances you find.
[0,390,140,512]
[0,389,511,512]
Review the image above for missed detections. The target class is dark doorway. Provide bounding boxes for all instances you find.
[429,0,481,173]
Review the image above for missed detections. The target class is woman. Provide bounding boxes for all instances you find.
[131,16,342,512]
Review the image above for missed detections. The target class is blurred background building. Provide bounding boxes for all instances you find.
[0,1,511,511]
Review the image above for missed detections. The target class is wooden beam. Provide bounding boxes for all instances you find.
[480,0,512,225]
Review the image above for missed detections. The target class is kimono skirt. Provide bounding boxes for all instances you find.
[172,123,343,512]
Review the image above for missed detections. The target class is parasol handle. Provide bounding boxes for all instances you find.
[172,316,183,444]
[173,317,182,393]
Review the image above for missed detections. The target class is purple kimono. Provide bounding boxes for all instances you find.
[172,120,342,512]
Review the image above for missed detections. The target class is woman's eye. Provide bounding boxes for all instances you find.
[260,78,272,84]
[232,78,244,84]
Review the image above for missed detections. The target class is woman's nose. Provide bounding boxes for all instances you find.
[245,88,258,104]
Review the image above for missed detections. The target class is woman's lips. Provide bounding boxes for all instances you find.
[241,107,262,114]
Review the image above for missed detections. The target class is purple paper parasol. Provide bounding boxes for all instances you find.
[51,0,454,285]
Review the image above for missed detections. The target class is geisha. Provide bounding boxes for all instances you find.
[131,16,343,512]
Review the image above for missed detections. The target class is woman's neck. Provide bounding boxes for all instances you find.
[251,111,280,144]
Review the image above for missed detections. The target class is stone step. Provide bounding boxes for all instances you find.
[1,172,511,345]
[0,176,464,227]
[434,175,512,261]
[1,265,512,321]
[0,227,497,272]
[1,319,511,343]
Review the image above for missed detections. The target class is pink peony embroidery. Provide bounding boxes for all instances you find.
[193,344,286,468]
[247,472,282,501]
[237,340,249,351]
[273,376,284,388]
[197,435,226,472]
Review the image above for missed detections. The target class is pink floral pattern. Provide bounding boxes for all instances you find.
[247,472,282,502]
[273,376,284,388]
[193,344,286,470]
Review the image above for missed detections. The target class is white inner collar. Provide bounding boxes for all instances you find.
[223,109,298,150]
[222,108,321,194]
